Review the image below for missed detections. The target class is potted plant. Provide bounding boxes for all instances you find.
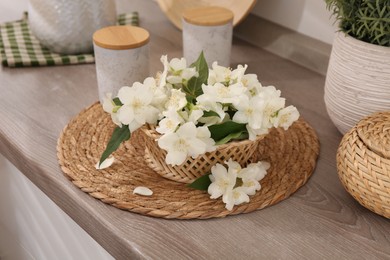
[324,0,390,134]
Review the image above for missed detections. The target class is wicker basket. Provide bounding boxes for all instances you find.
[140,124,265,184]
[337,112,390,218]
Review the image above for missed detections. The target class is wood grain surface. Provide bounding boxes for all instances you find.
[0,0,389,259]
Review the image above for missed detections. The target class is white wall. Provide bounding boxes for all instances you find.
[251,0,337,44]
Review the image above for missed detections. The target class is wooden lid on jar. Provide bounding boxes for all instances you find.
[182,6,234,26]
[93,25,150,50]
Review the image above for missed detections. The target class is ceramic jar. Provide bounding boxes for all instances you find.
[28,0,116,54]
[182,6,233,67]
[324,32,390,134]
[93,25,150,103]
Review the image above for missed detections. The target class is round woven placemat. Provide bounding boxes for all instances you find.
[57,103,320,219]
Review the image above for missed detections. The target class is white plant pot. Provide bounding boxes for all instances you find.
[324,32,390,134]
[28,0,116,55]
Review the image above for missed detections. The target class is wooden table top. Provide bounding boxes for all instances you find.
[0,0,389,259]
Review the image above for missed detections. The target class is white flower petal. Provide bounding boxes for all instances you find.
[95,156,115,170]
[158,55,169,88]
[117,106,135,125]
[176,122,197,139]
[102,93,114,113]
[169,57,187,71]
[208,182,224,199]
[222,190,235,211]
[165,150,188,166]
[117,86,133,105]
[133,186,153,196]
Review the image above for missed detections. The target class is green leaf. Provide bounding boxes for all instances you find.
[203,110,220,118]
[215,131,249,145]
[99,126,131,166]
[187,173,211,190]
[190,51,209,86]
[182,52,208,103]
[112,97,123,106]
[208,121,247,143]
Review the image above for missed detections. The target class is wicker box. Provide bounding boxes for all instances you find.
[337,112,390,218]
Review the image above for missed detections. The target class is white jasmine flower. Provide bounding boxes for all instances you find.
[181,67,198,81]
[158,122,208,166]
[208,163,237,199]
[208,62,232,85]
[188,108,204,124]
[95,156,115,170]
[246,125,269,141]
[133,186,153,196]
[167,69,198,84]
[196,99,227,126]
[117,83,160,132]
[146,76,169,113]
[156,110,184,134]
[196,126,216,152]
[262,96,286,129]
[166,58,198,84]
[258,86,281,100]
[239,161,270,195]
[169,57,187,71]
[179,107,204,125]
[199,82,246,105]
[165,89,187,111]
[207,160,271,210]
[223,187,250,211]
[273,105,300,130]
[242,74,262,95]
[102,93,122,127]
[157,55,169,88]
[225,158,242,175]
[233,95,265,130]
[230,64,248,83]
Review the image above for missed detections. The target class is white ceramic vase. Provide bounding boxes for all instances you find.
[28,0,116,55]
[324,32,390,134]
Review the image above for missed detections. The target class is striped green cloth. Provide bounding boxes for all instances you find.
[0,12,139,67]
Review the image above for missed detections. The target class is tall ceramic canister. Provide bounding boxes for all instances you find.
[182,6,233,67]
[28,0,116,54]
[93,26,150,103]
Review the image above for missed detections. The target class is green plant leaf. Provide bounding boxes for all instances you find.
[190,51,209,86]
[113,97,123,106]
[203,110,220,118]
[182,52,208,103]
[187,173,211,190]
[215,131,249,145]
[325,0,390,46]
[208,121,247,143]
[99,126,131,166]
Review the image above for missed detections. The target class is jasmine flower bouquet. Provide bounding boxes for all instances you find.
[99,52,299,210]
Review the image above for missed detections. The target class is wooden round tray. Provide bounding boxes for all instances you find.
[57,103,320,219]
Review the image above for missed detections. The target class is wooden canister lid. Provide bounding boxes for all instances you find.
[182,6,234,26]
[93,25,150,50]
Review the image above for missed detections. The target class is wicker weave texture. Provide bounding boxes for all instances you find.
[337,112,390,218]
[57,103,320,219]
[141,125,264,183]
